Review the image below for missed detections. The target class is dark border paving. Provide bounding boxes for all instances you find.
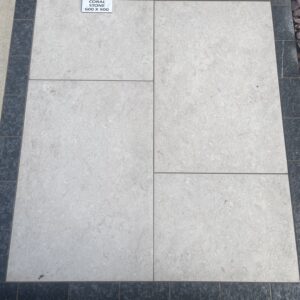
[1,0,300,299]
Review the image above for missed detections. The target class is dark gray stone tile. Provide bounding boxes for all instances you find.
[0,255,8,281]
[280,79,300,117]
[272,283,300,299]
[18,283,68,300]
[11,20,34,56]
[0,181,16,232]
[0,182,16,279]
[221,283,271,300]
[283,119,300,161]
[120,283,169,300]
[0,137,21,181]
[0,95,26,136]
[69,283,119,300]
[14,0,36,20]
[5,55,30,96]
[275,41,284,78]
[0,229,11,257]
[0,283,17,300]
[283,41,299,77]
[170,282,219,300]
[271,0,291,6]
[272,6,295,41]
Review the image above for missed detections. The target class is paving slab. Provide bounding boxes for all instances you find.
[155,174,299,282]
[30,0,153,80]
[155,1,287,173]
[7,80,153,281]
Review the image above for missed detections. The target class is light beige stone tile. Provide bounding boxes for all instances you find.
[7,80,153,281]
[30,0,153,80]
[155,1,287,173]
[155,174,299,282]
[0,0,15,113]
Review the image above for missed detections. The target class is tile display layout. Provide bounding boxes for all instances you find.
[155,1,287,173]
[7,81,153,281]
[3,0,299,286]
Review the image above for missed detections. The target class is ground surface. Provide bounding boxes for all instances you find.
[2,0,299,284]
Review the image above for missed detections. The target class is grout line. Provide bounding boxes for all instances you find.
[269,282,273,300]
[155,172,289,175]
[152,0,155,282]
[29,78,153,83]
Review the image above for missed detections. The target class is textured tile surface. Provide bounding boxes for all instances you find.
[14,0,36,19]
[0,283,17,300]
[155,174,298,281]
[18,283,68,300]
[284,119,300,161]
[272,6,295,41]
[5,55,30,96]
[69,283,119,300]
[155,1,287,173]
[272,283,300,300]
[221,283,271,300]
[280,79,300,118]
[0,95,26,136]
[30,0,153,80]
[7,81,153,281]
[10,20,34,56]
[170,282,220,300]
[283,41,299,77]
[120,283,169,300]
[0,137,21,181]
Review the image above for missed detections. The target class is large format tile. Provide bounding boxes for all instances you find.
[154,174,298,281]
[155,1,287,173]
[7,81,153,281]
[30,0,153,80]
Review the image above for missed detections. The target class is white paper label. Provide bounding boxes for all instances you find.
[82,0,112,13]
